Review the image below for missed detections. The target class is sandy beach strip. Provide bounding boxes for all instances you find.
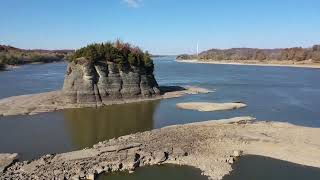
[176,59,320,69]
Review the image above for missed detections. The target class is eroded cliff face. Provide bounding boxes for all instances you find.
[62,59,160,104]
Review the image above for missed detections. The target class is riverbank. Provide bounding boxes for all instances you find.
[2,116,320,180]
[0,45,72,71]
[176,59,320,69]
[0,86,212,117]
[0,60,67,71]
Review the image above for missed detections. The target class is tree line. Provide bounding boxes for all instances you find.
[69,40,154,73]
[177,45,320,62]
[0,45,72,69]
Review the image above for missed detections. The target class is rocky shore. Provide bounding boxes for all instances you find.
[2,116,320,180]
[0,86,211,117]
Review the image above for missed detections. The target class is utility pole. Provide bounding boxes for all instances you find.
[197,41,199,58]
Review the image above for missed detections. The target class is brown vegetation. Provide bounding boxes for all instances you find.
[0,45,73,67]
[177,44,320,63]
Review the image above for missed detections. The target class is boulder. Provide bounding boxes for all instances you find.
[233,150,243,157]
[0,153,18,173]
[153,151,169,164]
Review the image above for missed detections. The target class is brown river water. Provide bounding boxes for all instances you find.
[0,57,320,179]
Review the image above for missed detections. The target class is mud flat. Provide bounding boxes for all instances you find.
[2,116,320,180]
[176,102,246,112]
[0,86,212,117]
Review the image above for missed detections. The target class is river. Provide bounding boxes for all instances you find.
[0,57,319,171]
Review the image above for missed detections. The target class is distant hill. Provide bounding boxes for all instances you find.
[177,45,320,62]
[0,45,74,69]
[0,45,74,54]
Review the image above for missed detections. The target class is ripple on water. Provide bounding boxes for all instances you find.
[97,164,209,180]
[223,155,320,180]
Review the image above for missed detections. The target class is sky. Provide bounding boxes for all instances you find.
[1,0,320,55]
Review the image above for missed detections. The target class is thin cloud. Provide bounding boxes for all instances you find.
[123,0,142,8]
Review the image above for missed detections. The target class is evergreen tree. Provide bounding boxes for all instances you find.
[70,41,155,73]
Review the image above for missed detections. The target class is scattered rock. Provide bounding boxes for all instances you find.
[153,151,169,164]
[93,166,104,174]
[86,173,95,180]
[226,157,235,164]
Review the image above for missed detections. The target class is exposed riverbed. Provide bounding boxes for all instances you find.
[2,117,320,180]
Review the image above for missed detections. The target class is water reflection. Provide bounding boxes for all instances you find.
[223,155,320,180]
[1,57,320,160]
[63,100,160,149]
[98,164,208,180]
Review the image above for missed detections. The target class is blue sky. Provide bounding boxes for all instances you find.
[1,0,320,55]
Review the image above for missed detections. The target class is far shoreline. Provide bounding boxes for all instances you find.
[176,59,320,69]
[0,60,66,71]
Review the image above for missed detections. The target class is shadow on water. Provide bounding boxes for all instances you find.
[0,100,159,160]
[96,155,320,180]
[63,100,160,149]
[223,155,320,180]
[97,164,209,180]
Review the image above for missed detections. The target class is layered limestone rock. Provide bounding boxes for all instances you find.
[62,59,160,104]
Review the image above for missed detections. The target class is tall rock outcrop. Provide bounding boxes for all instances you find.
[62,41,160,105]
[62,58,160,105]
